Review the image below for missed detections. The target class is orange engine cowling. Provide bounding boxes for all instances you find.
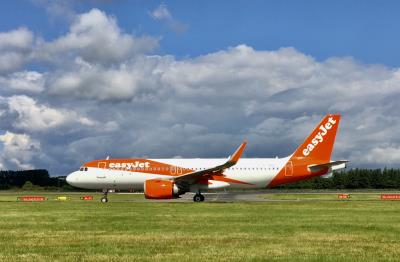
[144,179,179,199]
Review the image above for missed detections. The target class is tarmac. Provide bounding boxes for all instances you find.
[113,191,349,203]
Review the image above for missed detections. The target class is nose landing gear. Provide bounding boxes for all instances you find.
[101,189,108,203]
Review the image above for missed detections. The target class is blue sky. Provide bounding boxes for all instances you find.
[1,1,400,66]
[1,1,400,174]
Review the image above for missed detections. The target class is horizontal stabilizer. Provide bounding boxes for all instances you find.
[308,160,348,173]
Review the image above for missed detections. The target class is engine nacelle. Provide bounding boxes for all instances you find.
[144,179,179,199]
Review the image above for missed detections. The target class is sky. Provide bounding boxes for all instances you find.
[1,0,400,175]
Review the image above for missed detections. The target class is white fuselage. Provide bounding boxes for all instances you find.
[66,157,290,192]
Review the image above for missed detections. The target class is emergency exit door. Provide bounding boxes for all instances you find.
[285,161,293,177]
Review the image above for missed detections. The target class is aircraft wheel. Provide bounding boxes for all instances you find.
[193,194,203,202]
[101,197,108,203]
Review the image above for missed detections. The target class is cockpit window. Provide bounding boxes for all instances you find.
[85,167,88,171]
[79,167,84,171]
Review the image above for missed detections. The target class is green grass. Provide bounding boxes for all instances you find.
[1,192,400,261]
[0,192,144,202]
[261,193,385,201]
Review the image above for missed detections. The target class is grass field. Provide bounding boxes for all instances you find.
[1,192,400,261]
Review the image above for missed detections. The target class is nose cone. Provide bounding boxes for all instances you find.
[66,171,78,186]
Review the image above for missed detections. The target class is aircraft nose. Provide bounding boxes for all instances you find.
[66,172,77,186]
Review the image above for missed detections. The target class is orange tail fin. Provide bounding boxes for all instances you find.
[292,114,341,163]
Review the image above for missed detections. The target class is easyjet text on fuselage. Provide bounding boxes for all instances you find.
[108,161,150,170]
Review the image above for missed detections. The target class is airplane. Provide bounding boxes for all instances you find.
[66,114,347,202]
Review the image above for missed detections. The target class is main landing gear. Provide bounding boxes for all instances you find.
[101,189,108,203]
[193,193,205,202]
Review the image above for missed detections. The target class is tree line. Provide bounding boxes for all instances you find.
[0,170,69,190]
[1,168,400,190]
[276,168,400,189]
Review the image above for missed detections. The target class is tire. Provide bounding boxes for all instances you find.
[193,194,202,202]
[101,197,108,203]
[200,194,205,202]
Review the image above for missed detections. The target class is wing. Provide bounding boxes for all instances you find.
[173,141,247,185]
[308,160,349,172]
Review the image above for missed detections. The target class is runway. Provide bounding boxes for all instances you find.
[158,192,267,202]
[113,191,392,202]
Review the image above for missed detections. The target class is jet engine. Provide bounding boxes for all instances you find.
[144,179,180,199]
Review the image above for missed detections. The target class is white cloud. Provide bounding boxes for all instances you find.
[42,8,159,64]
[0,131,40,169]
[2,95,94,132]
[48,46,316,101]
[7,96,69,131]
[356,146,400,165]
[0,71,44,93]
[150,4,172,20]
[48,56,162,100]
[0,27,33,50]
[149,4,188,34]
[0,9,159,71]
[0,28,34,72]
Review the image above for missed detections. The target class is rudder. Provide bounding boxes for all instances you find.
[292,114,341,163]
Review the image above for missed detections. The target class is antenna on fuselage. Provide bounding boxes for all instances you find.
[106,156,110,160]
